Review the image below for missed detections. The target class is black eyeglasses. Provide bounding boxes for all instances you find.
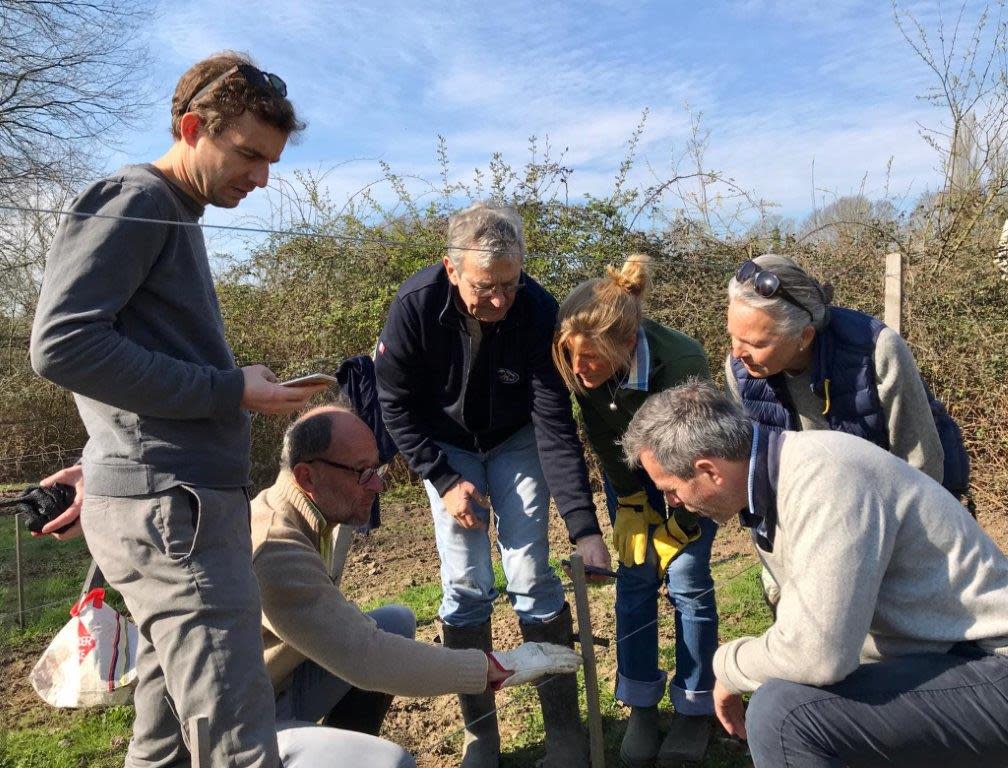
[308,458,383,486]
[186,64,287,112]
[735,260,814,323]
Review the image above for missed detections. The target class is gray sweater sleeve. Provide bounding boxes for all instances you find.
[30,181,245,420]
[874,327,944,483]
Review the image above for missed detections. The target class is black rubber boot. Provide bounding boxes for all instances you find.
[519,603,588,768]
[656,713,710,767]
[442,620,500,767]
[619,705,661,767]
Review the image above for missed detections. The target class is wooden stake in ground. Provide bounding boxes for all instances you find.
[188,715,210,768]
[14,514,24,630]
[569,553,606,768]
[885,251,903,335]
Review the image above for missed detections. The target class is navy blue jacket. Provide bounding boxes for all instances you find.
[336,355,399,533]
[730,306,970,497]
[375,264,601,541]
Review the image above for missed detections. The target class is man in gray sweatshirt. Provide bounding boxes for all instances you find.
[622,379,1008,768]
[30,52,327,767]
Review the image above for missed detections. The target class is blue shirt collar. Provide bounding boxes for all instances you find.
[622,326,650,391]
[739,423,784,552]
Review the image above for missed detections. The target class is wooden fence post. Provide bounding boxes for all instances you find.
[14,514,24,630]
[569,553,606,768]
[188,715,210,768]
[885,251,903,335]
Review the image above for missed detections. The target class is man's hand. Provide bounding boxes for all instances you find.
[488,642,582,688]
[713,679,747,739]
[240,365,330,415]
[574,534,613,582]
[37,465,84,540]
[442,480,488,530]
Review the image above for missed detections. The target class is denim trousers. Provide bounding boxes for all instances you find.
[604,472,719,714]
[274,604,417,768]
[424,424,566,626]
[745,646,1008,767]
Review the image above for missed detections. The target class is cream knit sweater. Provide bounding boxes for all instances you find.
[251,472,488,697]
[715,431,1008,695]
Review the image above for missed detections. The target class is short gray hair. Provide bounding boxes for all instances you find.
[727,253,833,338]
[446,201,525,270]
[280,411,333,470]
[622,378,753,478]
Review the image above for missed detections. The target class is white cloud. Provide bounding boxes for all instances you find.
[126,0,991,240]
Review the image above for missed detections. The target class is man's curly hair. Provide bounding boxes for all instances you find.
[170,51,304,139]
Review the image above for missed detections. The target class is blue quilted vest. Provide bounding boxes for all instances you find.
[730,306,970,496]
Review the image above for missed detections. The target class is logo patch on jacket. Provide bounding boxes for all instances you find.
[497,368,519,384]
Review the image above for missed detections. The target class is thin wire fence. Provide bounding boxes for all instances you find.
[0,201,746,266]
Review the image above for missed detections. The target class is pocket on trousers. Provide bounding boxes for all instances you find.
[156,486,203,562]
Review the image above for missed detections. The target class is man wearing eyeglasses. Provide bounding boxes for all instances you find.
[251,405,585,767]
[30,52,327,767]
[375,201,611,767]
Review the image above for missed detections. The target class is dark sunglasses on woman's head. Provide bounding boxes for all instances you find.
[186,64,287,112]
[735,260,814,323]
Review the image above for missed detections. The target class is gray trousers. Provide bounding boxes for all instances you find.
[275,604,417,768]
[82,486,278,768]
[745,646,1008,767]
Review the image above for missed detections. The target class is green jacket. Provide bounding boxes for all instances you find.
[577,318,710,496]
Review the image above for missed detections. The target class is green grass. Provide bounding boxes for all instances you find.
[0,706,133,768]
[0,518,103,649]
[363,562,509,625]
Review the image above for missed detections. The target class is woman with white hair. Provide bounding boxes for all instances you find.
[725,253,968,504]
[552,254,717,767]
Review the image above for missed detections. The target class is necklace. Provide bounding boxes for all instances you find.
[606,368,631,411]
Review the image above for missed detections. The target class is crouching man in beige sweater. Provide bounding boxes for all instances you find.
[251,405,581,767]
[621,379,1008,768]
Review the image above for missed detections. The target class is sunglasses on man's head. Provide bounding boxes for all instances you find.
[735,260,814,323]
[186,64,287,112]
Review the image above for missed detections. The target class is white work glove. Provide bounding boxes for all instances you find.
[488,642,582,689]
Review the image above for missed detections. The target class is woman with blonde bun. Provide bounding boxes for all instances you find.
[553,254,717,767]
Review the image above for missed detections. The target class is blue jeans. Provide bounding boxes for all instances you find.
[745,646,1008,767]
[604,473,718,714]
[425,425,566,626]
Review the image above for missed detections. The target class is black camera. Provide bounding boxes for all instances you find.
[0,483,76,534]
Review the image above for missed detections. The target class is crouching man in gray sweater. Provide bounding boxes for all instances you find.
[30,53,328,767]
[621,379,1008,768]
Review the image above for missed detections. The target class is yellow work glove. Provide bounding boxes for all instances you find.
[653,507,701,573]
[613,491,666,567]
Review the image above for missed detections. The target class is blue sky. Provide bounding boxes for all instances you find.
[108,1,995,242]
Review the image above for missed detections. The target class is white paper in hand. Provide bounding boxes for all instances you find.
[490,641,582,688]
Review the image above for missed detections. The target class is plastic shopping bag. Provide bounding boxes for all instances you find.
[30,587,138,708]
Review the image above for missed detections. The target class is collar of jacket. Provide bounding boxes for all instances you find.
[435,263,527,333]
[807,306,834,396]
[265,470,331,543]
[739,423,786,552]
